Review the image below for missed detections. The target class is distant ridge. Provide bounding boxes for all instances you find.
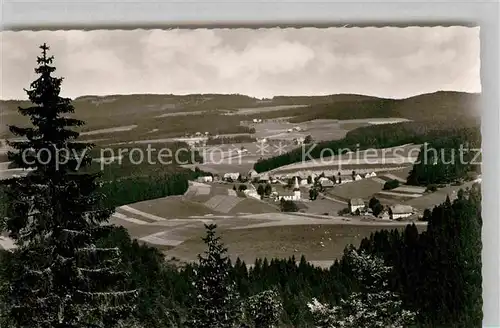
[1,91,480,139]
[1,90,480,103]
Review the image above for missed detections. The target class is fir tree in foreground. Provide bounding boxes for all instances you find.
[308,249,416,328]
[0,44,137,327]
[186,224,242,328]
[244,289,283,328]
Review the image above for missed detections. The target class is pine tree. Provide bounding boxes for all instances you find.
[186,224,241,328]
[244,289,283,328]
[0,44,137,327]
[308,249,416,328]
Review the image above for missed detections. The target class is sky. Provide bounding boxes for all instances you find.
[0,27,481,100]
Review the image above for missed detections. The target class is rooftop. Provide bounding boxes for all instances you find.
[349,198,365,206]
[390,205,414,214]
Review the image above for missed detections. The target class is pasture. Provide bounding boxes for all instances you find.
[165,223,425,265]
[325,178,386,201]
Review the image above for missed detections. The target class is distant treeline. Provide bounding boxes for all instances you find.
[99,172,190,208]
[94,161,211,208]
[407,129,481,185]
[254,120,480,173]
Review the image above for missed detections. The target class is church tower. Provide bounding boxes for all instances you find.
[293,176,301,200]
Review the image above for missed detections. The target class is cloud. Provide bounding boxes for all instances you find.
[0,27,481,100]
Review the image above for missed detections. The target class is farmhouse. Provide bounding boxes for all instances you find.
[223,172,240,182]
[319,179,335,189]
[364,172,377,178]
[389,205,414,220]
[197,176,213,183]
[349,198,365,214]
[244,189,260,200]
[257,175,270,183]
[294,137,305,145]
[248,169,259,180]
[276,177,301,202]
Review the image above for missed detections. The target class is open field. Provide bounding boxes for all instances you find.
[165,223,426,265]
[382,166,412,181]
[80,125,138,136]
[155,110,207,118]
[300,199,347,216]
[248,118,371,143]
[404,180,479,210]
[392,185,427,193]
[126,196,219,218]
[226,104,308,115]
[325,178,386,201]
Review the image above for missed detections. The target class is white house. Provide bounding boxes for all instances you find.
[244,189,261,200]
[223,172,240,181]
[197,176,213,183]
[258,174,270,183]
[389,205,414,220]
[319,179,335,189]
[365,172,377,178]
[300,178,308,186]
[354,174,363,181]
[294,137,305,145]
[277,177,301,202]
[248,169,259,180]
[349,198,365,213]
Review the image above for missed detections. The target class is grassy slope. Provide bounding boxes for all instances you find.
[165,223,424,264]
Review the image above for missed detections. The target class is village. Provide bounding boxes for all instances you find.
[196,167,421,222]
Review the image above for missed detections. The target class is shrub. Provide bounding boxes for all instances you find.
[383,179,400,190]
[426,184,438,192]
[338,208,351,216]
[280,199,299,212]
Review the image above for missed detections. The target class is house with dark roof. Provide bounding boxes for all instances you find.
[388,205,414,220]
[319,179,335,189]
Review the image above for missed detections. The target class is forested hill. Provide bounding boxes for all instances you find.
[286,91,480,123]
[1,91,479,120]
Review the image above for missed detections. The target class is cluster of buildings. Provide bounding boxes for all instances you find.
[196,168,417,221]
[270,177,302,202]
[348,197,415,220]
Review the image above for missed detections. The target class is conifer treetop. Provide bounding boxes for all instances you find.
[7,43,91,174]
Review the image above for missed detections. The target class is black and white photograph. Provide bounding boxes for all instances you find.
[0,25,484,327]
